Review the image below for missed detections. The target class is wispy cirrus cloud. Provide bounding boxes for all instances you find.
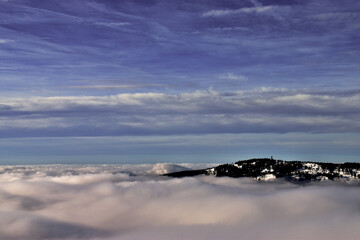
[93,22,131,27]
[1,0,359,96]
[67,83,165,90]
[203,5,280,17]
[0,39,14,44]
[219,73,248,81]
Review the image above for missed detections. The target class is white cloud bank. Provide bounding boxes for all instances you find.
[0,164,360,240]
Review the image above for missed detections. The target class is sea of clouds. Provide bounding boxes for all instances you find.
[1,163,360,240]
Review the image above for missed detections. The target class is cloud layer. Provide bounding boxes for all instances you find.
[0,164,360,240]
[1,89,359,137]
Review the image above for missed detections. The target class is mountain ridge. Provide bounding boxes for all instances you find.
[164,158,360,183]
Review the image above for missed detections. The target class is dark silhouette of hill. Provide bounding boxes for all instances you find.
[165,158,360,183]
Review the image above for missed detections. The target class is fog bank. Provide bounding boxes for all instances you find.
[0,164,359,240]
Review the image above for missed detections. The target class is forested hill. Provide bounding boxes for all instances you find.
[165,158,360,183]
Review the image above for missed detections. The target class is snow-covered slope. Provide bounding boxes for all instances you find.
[165,158,360,183]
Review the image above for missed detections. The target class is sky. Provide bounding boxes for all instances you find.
[0,0,360,164]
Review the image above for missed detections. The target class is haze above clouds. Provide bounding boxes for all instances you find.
[0,164,360,240]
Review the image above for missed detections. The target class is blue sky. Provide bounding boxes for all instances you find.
[0,0,359,164]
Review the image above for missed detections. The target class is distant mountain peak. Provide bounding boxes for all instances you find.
[165,158,360,183]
